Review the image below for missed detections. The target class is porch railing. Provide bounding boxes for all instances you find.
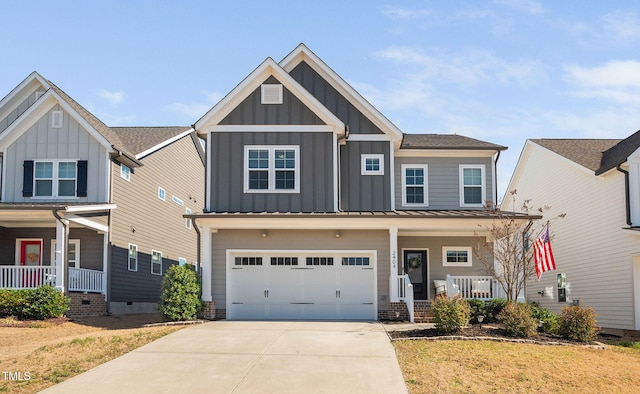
[68,267,104,293]
[0,266,56,289]
[446,275,506,300]
[397,273,415,323]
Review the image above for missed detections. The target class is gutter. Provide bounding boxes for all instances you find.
[617,165,632,226]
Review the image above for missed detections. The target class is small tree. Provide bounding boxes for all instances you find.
[158,265,203,322]
[474,190,564,302]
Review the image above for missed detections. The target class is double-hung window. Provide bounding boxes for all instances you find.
[151,250,162,275]
[244,146,299,193]
[459,165,485,207]
[128,244,138,272]
[34,160,77,197]
[402,164,428,206]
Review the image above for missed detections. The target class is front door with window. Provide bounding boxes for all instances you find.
[19,240,43,266]
[404,250,428,299]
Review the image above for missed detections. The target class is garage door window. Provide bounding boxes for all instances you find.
[235,257,263,266]
[271,257,298,266]
[342,257,370,266]
[306,257,334,266]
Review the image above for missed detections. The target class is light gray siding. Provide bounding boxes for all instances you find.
[340,141,391,211]
[210,229,390,315]
[209,132,334,212]
[220,76,324,125]
[3,105,109,202]
[289,61,384,135]
[395,156,494,210]
[0,87,45,134]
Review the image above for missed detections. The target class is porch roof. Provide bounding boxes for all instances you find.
[189,209,539,219]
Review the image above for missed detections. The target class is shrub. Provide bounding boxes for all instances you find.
[0,287,68,320]
[532,306,559,334]
[558,305,598,342]
[466,299,485,324]
[432,295,470,334]
[484,298,508,323]
[158,265,203,322]
[498,302,537,338]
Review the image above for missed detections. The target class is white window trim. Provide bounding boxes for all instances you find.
[51,239,80,268]
[361,154,384,175]
[401,164,428,207]
[243,145,300,193]
[261,84,283,104]
[51,110,63,128]
[151,250,162,275]
[459,164,486,207]
[158,187,165,201]
[32,159,79,199]
[172,195,184,206]
[120,164,131,181]
[185,208,192,229]
[442,246,472,267]
[128,244,138,272]
[179,257,187,266]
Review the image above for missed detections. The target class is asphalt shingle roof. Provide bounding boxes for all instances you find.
[596,130,640,175]
[401,134,507,150]
[531,139,621,172]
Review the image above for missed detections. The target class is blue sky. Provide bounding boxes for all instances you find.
[3,0,640,199]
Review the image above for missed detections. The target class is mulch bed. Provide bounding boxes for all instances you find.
[388,324,607,348]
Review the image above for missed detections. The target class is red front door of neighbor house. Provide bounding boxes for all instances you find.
[20,240,42,266]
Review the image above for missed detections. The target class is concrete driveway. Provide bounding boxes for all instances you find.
[41,321,408,393]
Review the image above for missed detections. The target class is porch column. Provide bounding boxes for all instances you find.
[102,232,109,301]
[389,227,399,302]
[54,219,68,293]
[201,226,212,302]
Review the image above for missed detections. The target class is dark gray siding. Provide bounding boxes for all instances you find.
[395,156,494,210]
[289,62,384,134]
[221,76,324,125]
[340,141,391,211]
[209,132,334,212]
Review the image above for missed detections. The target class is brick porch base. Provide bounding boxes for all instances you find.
[67,292,107,317]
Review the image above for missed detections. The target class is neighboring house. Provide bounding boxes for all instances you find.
[504,134,640,335]
[0,72,205,316]
[190,44,534,322]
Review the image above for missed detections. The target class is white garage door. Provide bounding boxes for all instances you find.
[227,251,376,320]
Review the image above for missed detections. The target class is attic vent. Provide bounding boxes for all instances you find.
[51,111,63,128]
[261,84,283,104]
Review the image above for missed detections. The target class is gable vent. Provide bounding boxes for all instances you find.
[261,84,283,104]
[51,111,63,128]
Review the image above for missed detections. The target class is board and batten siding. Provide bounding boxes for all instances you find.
[289,61,384,135]
[0,87,46,134]
[395,156,494,210]
[504,143,635,330]
[340,141,392,211]
[209,229,391,315]
[208,131,334,212]
[3,105,109,202]
[109,135,204,303]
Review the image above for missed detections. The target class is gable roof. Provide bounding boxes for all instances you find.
[595,129,640,175]
[401,134,507,151]
[531,139,621,172]
[111,126,193,156]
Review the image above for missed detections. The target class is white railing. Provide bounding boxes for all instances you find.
[397,273,415,323]
[445,275,506,300]
[0,266,56,289]
[68,267,104,293]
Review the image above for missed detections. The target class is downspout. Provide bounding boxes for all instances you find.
[494,150,501,209]
[337,125,349,211]
[52,210,68,295]
[617,165,632,226]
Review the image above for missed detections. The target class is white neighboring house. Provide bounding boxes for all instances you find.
[503,133,640,335]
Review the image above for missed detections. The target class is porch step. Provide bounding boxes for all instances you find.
[413,301,434,323]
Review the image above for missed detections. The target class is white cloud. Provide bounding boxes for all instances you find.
[168,91,224,120]
[602,11,640,42]
[493,0,546,15]
[99,89,126,105]
[564,60,640,105]
[381,6,431,19]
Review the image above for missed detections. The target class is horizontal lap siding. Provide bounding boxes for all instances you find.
[209,132,334,212]
[210,229,390,312]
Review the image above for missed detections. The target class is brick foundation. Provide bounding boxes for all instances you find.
[385,302,410,321]
[67,292,107,317]
[203,301,216,320]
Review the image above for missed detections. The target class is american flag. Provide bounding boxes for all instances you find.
[534,225,556,280]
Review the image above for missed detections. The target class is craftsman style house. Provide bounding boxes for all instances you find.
[0,72,204,316]
[504,133,640,335]
[191,44,533,322]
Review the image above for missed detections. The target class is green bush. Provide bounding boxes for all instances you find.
[158,265,203,322]
[432,295,470,334]
[0,287,69,320]
[466,299,485,324]
[558,305,599,342]
[484,298,508,323]
[532,306,559,334]
[498,302,538,338]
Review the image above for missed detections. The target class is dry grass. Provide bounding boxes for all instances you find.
[394,339,640,393]
[0,314,185,394]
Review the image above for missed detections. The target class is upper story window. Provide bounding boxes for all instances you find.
[459,165,485,207]
[442,247,472,267]
[185,208,192,229]
[361,154,384,175]
[244,146,300,193]
[402,164,428,206]
[158,187,165,201]
[120,164,131,181]
[34,160,76,197]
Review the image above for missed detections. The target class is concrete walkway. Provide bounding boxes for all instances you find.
[41,321,408,394]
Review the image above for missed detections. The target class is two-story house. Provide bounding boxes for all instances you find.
[0,72,204,316]
[504,132,640,336]
[190,44,533,322]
